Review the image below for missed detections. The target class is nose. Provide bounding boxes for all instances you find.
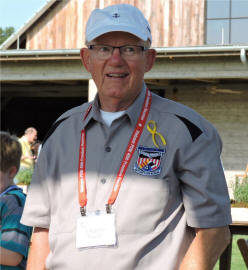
[109,47,124,63]
[113,47,121,55]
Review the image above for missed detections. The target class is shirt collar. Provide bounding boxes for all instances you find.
[126,83,147,126]
[21,136,29,143]
[0,185,20,197]
[82,82,147,128]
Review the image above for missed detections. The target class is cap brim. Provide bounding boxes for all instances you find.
[86,25,148,42]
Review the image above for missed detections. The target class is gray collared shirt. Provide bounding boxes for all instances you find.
[21,84,231,270]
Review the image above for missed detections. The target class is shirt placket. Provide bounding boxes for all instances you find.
[92,119,129,211]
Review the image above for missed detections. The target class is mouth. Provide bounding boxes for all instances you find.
[106,73,129,78]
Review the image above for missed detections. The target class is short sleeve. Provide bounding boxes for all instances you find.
[1,192,32,257]
[21,148,51,228]
[178,125,232,228]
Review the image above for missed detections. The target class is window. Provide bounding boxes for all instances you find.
[206,0,248,45]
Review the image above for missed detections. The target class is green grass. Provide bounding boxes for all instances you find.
[214,235,247,270]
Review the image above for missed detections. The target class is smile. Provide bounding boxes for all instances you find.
[106,73,128,78]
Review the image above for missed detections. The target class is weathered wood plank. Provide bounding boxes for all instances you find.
[26,0,205,49]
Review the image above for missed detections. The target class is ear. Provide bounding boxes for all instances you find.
[145,49,156,72]
[80,48,91,72]
[8,166,18,179]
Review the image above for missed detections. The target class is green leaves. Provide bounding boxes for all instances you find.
[0,26,15,45]
[16,168,33,185]
[233,177,248,203]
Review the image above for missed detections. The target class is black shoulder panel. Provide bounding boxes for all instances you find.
[175,115,203,142]
[42,117,69,147]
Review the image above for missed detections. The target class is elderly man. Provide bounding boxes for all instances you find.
[21,4,231,270]
[18,127,38,170]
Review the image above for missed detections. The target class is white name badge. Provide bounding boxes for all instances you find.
[76,211,117,249]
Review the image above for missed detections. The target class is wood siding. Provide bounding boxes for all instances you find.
[26,0,205,49]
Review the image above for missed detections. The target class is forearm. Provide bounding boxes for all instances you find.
[21,154,28,161]
[21,154,33,161]
[27,227,50,270]
[179,226,231,270]
[0,247,23,266]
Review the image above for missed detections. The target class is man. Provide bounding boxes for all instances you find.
[21,4,231,270]
[0,131,32,270]
[18,127,38,170]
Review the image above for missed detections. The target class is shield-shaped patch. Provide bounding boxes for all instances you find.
[134,146,166,176]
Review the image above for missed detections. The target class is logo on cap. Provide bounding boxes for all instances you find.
[112,13,120,18]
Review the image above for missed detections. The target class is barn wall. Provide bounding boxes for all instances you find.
[165,86,248,191]
[26,0,205,49]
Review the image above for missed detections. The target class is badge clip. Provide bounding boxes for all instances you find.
[106,204,112,214]
[80,206,86,216]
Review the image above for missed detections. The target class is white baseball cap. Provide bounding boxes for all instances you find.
[86,4,152,44]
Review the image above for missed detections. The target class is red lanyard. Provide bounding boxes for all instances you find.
[78,88,151,215]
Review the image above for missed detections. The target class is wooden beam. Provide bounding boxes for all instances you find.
[1,55,248,82]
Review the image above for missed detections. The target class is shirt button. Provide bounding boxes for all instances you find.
[101,178,106,184]
[105,146,111,152]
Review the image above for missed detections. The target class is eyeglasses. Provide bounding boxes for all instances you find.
[87,44,148,60]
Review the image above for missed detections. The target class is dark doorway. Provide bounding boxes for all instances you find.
[1,97,87,140]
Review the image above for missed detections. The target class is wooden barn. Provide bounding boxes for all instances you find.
[1,0,248,185]
[2,0,205,49]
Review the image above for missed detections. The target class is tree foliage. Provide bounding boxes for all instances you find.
[0,27,15,45]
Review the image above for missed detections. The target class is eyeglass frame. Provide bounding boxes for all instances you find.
[87,44,149,59]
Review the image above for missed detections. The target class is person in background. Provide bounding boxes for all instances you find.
[18,127,38,170]
[21,4,231,270]
[0,131,33,270]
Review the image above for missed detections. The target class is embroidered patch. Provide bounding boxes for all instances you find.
[134,146,165,176]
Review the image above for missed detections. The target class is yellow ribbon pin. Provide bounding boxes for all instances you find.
[147,120,166,148]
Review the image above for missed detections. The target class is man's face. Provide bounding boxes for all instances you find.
[28,130,37,143]
[80,32,156,111]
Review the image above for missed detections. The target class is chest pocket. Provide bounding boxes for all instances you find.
[114,158,171,234]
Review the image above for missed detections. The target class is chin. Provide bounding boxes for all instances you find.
[104,88,126,98]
